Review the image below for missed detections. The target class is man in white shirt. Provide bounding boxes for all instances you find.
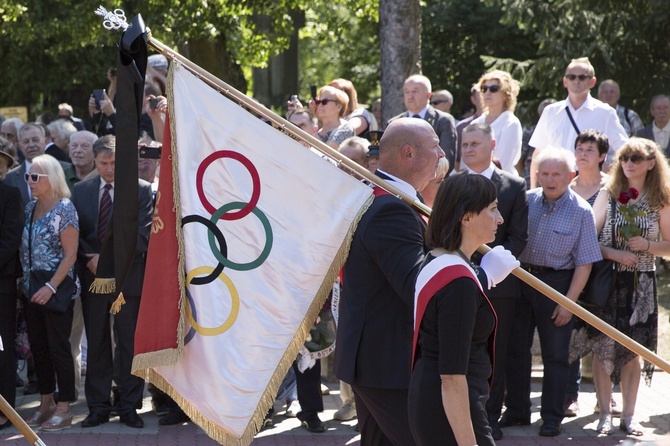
[528,57,628,187]
[636,94,670,156]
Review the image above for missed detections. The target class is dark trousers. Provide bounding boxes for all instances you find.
[505,269,573,425]
[0,288,17,408]
[352,383,416,446]
[82,292,143,414]
[291,359,323,420]
[23,298,76,401]
[485,295,516,423]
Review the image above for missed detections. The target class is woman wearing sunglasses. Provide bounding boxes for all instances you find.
[575,138,670,436]
[21,154,80,431]
[328,78,378,138]
[314,86,354,149]
[471,70,522,176]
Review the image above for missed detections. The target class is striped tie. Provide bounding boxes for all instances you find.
[97,183,113,242]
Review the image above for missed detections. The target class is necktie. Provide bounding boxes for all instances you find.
[97,183,113,242]
[412,114,423,119]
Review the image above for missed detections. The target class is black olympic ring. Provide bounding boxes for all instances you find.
[181,215,228,285]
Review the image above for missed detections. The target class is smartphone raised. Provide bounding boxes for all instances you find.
[310,85,317,100]
[93,89,105,110]
[149,97,160,110]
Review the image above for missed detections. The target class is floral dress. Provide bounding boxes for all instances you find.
[571,194,658,385]
[20,199,81,299]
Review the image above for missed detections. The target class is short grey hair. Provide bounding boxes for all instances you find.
[404,74,432,93]
[535,149,576,173]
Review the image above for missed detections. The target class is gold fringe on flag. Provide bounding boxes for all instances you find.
[89,278,116,294]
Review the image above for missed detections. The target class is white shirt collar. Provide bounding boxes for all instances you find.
[408,105,429,119]
[653,121,670,133]
[467,163,495,179]
[376,169,419,199]
[100,179,114,190]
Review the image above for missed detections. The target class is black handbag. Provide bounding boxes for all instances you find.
[27,204,76,314]
[578,197,616,308]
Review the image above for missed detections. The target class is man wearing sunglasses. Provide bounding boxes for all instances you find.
[527,57,628,188]
[388,75,457,175]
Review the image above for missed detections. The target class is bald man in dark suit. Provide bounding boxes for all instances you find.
[334,118,445,446]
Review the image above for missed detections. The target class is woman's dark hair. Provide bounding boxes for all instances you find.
[574,129,609,169]
[426,174,497,251]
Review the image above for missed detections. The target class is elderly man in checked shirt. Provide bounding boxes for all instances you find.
[500,149,601,438]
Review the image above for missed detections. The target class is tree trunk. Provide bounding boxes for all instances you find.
[178,35,247,94]
[379,0,422,127]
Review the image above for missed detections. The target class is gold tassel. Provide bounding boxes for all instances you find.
[109,292,126,314]
[89,278,116,294]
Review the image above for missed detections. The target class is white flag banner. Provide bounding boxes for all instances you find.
[146,63,373,445]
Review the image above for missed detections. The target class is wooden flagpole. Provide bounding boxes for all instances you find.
[134,22,670,374]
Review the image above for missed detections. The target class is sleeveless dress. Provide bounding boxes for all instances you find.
[570,194,658,385]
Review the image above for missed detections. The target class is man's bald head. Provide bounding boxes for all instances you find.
[379,118,444,191]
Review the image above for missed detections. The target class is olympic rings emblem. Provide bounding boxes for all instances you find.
[183,150,273,344]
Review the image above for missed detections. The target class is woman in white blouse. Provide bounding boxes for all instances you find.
[472,70,522,176]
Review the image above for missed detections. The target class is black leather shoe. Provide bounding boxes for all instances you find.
[490,422,503,440]
[119,410,144,428]
[81,411,110,428]
[498,413,531,428]
[301,414,325,433]
[539,422,561,437]
[159,409,189,426]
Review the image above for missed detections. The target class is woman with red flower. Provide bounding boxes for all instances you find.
[573,137,670,436]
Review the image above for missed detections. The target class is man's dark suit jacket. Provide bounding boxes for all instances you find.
[334,174,426,389]
[636,125,669,155]
[71,176,153,296]
[388,106,457,175]
[0,182,24,286]
[471,168,528,298]
[3,160,78,206]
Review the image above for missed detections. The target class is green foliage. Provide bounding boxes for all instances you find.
[421,0,534,120]
[297,0,380,105]
[485,0,670,123]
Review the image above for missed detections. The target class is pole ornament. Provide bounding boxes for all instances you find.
[95,6,128,31]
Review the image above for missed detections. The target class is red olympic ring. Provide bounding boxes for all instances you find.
[196,150,261,221]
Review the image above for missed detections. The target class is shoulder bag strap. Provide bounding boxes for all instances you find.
[28,204,36,271]
[565,106,580,135]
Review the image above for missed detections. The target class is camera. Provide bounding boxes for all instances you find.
[149,97,160,110]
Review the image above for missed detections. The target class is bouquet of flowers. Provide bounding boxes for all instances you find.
[618,188,646,239]
[618,187,646,287]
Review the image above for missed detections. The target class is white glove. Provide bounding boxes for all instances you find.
[479,245,520,289]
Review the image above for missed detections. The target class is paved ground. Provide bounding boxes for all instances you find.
[2,368,669,445]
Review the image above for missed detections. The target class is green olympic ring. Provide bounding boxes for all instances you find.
[208,201,273,271]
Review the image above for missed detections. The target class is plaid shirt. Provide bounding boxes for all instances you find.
[519,187,602,270]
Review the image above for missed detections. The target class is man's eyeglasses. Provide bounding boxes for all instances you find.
[619,154,653,164]
[480,85,500,93]
[24,173,48,183]
[565,74,593,82]
[431,99,449,106]
[315,98,338,106]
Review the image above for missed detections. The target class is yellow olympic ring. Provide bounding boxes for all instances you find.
[185,266,239,336]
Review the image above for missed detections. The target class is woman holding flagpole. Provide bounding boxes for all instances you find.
[408,174,517,446]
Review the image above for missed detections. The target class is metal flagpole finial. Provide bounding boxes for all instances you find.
[95,6,128,31]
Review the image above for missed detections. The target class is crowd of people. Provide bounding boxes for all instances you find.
[0,53,668,446]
